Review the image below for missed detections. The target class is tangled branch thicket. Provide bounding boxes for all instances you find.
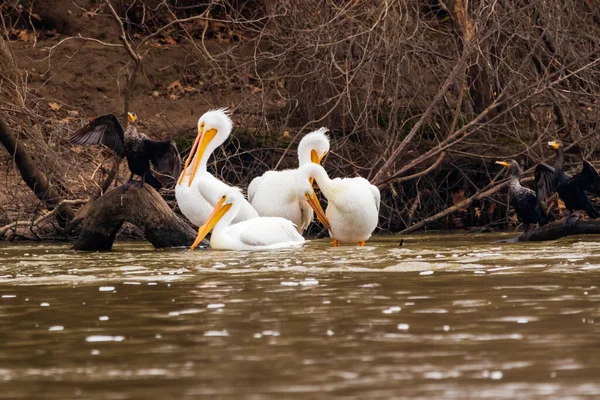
[1,0,600,239]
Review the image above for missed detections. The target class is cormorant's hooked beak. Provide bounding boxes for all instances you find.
[177,124,219,186]
[190,196,232,250]
[548,140,560,150]
[304,189,331,231]
[495,161,510,167]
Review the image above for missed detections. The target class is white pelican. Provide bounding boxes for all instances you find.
[176,109,258,226]
[190,188,305,251]
[247,128,330,233]
[296,164,380,246]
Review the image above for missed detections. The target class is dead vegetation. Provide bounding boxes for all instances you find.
[2,0,600,240]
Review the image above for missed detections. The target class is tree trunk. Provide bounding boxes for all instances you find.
[73,184,202,251]
[0,118,74,226]
[517,219,600,242]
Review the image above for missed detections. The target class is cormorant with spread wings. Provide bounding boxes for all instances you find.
[535,140,600,224]
[70,113,181,190]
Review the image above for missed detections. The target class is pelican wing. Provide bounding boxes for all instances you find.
[146,139,182,184]
[370,184,381,213]
[534,163,556,204]
[70,114,126,157]
[237,218,303,247]
[247,176,262,204]
[573,160,600,195]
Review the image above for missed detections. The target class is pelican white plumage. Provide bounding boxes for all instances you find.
[175,109,258,226]
[296,164,380,246]
[247,128,330,233]
[190,187,306,251]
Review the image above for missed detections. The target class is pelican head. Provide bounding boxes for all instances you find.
[190,187,242,250]
[297,127,330,166]
[179,108,233,186]
[127,112,138,124]
[547,140,561,150]
[296,169,331,230]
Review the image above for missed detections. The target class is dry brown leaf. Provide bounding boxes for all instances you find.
[48,102,62,111]
[474,207,481,219]
[163,36,177,46]
[167,80,182,92]
[17,30,33,42]
[67,110,79,117]
[282,131,290,138]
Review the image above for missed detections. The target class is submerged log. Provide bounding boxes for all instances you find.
[73,185,201,251]
[517,218,600,242]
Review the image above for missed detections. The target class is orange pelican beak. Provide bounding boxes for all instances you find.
[178,128,202,185]
[180,125,219,187]
[304,189,331,231]
[309,150,326,185]
[495,161,510,167]
[310,149,326,164]
[190,196,232,250]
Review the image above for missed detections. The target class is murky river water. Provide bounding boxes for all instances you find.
[1,234,599,399]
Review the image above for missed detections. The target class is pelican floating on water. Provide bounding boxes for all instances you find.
[248,128,330,233]
[190,188,306,251]
[296,164,380,246]
[175,109,258,226]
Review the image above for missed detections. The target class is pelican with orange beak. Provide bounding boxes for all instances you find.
[248,128,330,233]
[190,188,305,251]
[175,109,258,226]
[295,164,380,246]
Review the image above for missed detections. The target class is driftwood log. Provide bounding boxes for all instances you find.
[516,218,600,242]
[73,185,202,251]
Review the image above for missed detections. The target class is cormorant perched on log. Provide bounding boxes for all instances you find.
[496,160,548,234]
[70,113,182,191]
[535,140,600,224]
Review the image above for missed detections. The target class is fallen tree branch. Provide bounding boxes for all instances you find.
[516,219,600,242]
[371,52,470,185]
[377,151,445,188]
[0,199,87,238]
[400,138,590,234]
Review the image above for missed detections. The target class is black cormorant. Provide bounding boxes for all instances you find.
[496,160,548,233]
[535,140,600,224]
[70,113,182,190]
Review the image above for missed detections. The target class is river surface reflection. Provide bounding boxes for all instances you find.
[0,233,599,399]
